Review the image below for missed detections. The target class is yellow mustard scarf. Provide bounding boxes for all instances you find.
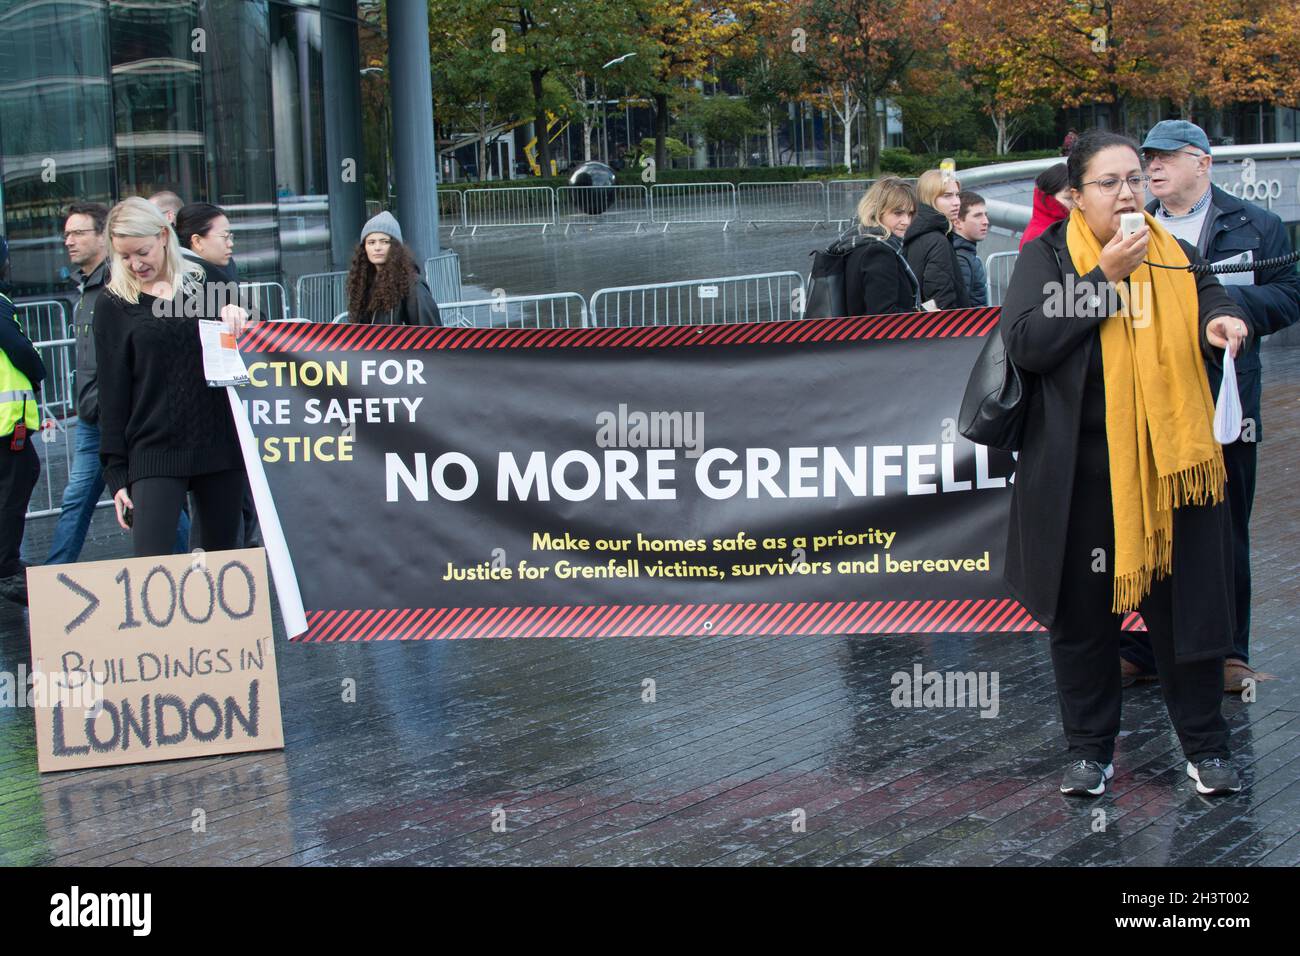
[1065,209,1225,613]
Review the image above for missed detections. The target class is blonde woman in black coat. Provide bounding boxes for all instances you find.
[903,169,970,310]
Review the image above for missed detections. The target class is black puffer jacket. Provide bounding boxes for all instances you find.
[903,204,971,310]
[843,235,921,316]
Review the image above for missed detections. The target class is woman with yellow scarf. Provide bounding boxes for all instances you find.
[1001,130,1250,798]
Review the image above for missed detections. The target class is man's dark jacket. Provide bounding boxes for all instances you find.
[1000,220,1248,660]
[952,234,989,307]
[1146,184,1300,429]
[72,258,108,423]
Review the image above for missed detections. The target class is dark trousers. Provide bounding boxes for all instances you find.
[1052,432,1229,765]
[188,478,260,549]
[0,441,40,577]
[1121,432,1256,669]
[130,469,244,557]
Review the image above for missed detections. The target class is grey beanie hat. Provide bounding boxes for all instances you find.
[360,210,403,244]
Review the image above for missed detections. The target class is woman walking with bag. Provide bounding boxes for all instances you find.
[1000,130,1249,797]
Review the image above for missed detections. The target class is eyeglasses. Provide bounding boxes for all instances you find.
[63,229,97,240]
[1142,148,1205,164]
[1079,175,1151,196]
[209,231,234,244]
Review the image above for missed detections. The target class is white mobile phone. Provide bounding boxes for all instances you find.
[1120,212,1145,238]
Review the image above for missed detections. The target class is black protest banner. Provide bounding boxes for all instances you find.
[237,309,1052,642]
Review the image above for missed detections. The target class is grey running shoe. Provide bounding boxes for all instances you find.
[1060,759,1114,796]
[1186,758,1241,795]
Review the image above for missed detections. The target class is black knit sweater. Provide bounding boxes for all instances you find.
[94,289,244,496]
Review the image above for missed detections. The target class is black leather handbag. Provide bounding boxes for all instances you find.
[957,324,1028,451]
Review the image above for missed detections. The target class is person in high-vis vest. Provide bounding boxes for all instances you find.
[0,237,47,605]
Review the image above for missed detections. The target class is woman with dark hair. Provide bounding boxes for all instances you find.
[344,212,442,326]
[1000,129,1249,798]
[1020,164,1073,249]
[176,202,238,283]
[176,201,258,548]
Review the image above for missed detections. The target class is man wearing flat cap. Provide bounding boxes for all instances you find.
[1121,120,1300,693]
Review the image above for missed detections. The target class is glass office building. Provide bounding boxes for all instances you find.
[0,0,367,298]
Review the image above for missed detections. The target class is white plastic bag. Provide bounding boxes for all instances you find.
[1213,346,1243,444]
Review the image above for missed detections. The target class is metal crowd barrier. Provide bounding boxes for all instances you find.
[15,300,74,420]
[439,191,467,235]
[738,181,828,227]
[826,179,875,228]
[437,292,589,329]
[424,250,463,304]
[649,183,737,230]
[295,271,349,324]
[25,338,112,520]
[15,298,71,347]
[589,271,807,327]
[984,251,1020,306]
[556,185,651,232]
[463,187,556,234]
[239,280,290,322]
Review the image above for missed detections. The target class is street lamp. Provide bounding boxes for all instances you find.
[603,53,637,161]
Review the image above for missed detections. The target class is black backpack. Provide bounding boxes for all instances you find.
[804,230,868,321]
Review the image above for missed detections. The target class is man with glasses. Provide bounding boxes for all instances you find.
[1120,120,1300,693]
[45,202,111,565]
[45,202,189,566]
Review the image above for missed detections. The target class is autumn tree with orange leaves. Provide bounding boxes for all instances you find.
[946,0,1300,140]
[794,0,944,173]
[634,1,763,171]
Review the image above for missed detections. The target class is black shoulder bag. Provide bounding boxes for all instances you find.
[956,247,1054,451]
[957,325,1026,451]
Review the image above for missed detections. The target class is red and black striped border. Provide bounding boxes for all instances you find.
[242,308,999,354]
[295,601,1146,641]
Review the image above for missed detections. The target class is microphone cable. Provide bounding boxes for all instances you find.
[1143,248,1300,275]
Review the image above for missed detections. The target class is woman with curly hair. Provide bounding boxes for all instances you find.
[344,212,442,326]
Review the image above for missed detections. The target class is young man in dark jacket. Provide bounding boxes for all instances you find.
[1121,121,1300,692]
[952,190,990,307]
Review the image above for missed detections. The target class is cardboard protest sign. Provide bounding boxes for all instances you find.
[25,548,284,772]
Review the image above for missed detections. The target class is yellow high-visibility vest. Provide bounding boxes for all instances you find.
[0,294,38,437]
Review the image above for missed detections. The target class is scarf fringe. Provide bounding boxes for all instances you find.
[1157,457,1226,512]
[1112,526,1174,614]
[1114,459,1224,614]
[1112,568,1151,615]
